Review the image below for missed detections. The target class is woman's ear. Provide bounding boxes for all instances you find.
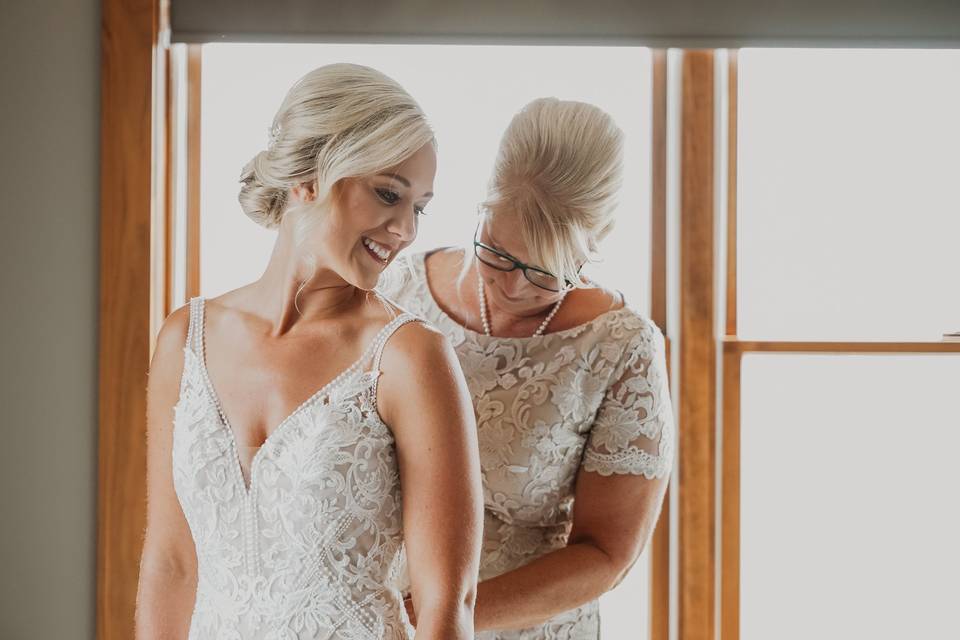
[290,180,317,204]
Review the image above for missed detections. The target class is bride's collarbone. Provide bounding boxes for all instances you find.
[200,313,394,446]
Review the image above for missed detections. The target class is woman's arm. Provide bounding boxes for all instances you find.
[405,472,669,632]
[474,471,669,631]
[379,322,484,640]
[135,305,199,639]
[472,324,674,632]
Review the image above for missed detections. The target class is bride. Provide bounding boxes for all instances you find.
[135,63,483,639]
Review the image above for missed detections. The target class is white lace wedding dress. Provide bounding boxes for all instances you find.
[384,251,675,640]
[172,296,419,639]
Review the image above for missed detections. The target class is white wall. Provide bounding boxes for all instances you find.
[0,1,100,637]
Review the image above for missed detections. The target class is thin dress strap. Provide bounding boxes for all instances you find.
[371,313,420,373]
[185,296,204,354]
[366,312,421,405]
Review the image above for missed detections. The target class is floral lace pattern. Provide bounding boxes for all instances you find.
[171,297,418,639]
[382,252,674,640]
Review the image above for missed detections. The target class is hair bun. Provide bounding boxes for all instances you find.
[238,149,288,229]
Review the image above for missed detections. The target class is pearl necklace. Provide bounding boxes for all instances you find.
[476,268,568,338]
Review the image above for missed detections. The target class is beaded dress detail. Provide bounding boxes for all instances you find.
[383,252,675,640]
[172,296,419,639]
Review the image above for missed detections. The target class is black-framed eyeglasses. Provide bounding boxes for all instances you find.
[473,224,577,292]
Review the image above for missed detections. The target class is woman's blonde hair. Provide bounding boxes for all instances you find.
[480,97,624,288]
[239,63,434,236]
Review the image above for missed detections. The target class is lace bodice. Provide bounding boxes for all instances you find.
[172,296,419,639]
[382,252,675,640]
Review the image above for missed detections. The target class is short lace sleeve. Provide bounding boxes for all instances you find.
[582,321,675,478]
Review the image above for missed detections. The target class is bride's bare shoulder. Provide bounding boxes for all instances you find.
[373,316,466,424]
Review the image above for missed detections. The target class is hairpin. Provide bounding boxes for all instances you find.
[267,123,282,150]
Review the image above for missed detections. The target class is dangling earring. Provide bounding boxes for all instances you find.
[294,280,307,316]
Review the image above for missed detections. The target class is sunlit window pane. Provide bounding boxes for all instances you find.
[599,553,652,638]
[741,354,960,639]
[738,49,960,340]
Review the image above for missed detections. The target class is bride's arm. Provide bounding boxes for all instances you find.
[136,305,198,639]
[378,322,483,640]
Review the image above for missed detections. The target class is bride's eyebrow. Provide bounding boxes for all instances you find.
[374,173,433,198]
[376,173,410,187]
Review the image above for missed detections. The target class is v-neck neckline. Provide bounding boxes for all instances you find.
[191,296,403,497]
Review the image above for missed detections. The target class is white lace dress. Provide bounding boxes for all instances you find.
[384,252,675,640]
[172,296,420,639]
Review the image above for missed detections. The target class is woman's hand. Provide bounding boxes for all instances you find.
[470,469,669,632]
[404,593,418,627]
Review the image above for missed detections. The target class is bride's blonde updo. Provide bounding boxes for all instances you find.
[239,63,434,230]
[480,97,624,288]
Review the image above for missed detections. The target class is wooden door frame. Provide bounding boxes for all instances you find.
[97,0,165,637]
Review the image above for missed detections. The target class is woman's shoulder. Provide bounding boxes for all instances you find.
[598,304,667,375]
[377,247,463,320]
[157,300,193,347]
[554,289,664,369]
[147,301,196,396]
[374,313,461,403]
[562,283,657,333]
[184,285,259,332]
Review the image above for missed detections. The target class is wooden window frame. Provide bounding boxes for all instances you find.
[98,1,201,636]
[184,44,203,301]
[649,47,671,640]
[98,0,163,637]
[98,13,688,636]
[677,49,718,640]
[97,14,788,638]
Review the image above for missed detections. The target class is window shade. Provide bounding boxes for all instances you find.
[170,0,960,46]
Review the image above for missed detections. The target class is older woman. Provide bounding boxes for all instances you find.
[386,97,674,639]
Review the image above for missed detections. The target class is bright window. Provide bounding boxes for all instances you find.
[740,354,960,639]
[738,49,960,341]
